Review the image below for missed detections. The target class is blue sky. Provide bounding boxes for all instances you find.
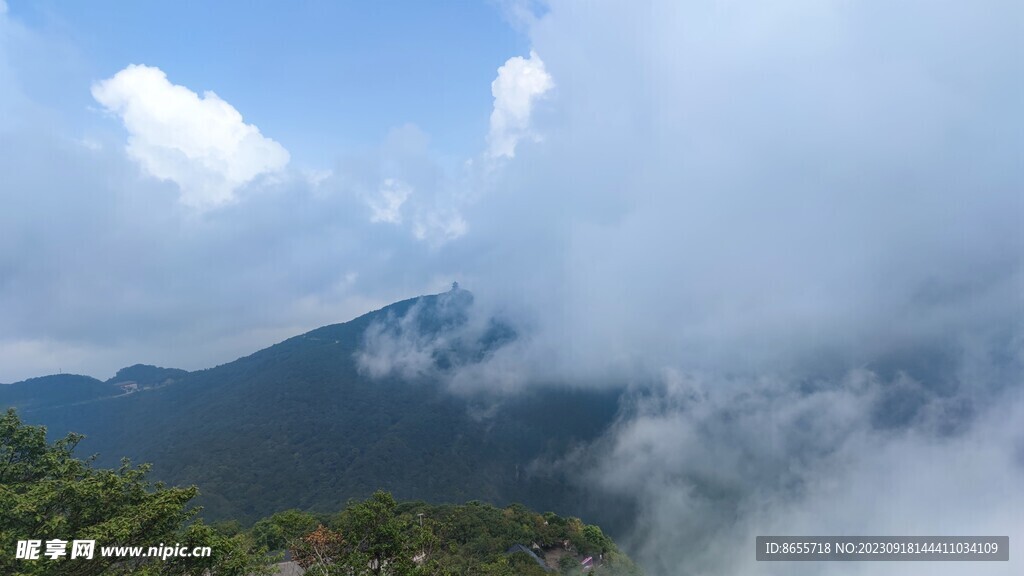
[6,0,528,167]
[1,0,559,380]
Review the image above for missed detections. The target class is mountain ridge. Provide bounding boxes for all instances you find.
[1,288,633,539]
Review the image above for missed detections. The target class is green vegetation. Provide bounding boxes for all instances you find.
[0,406,642,574]
[0,408,273,575]
[0,293,629,534]
[282,491,642,575]
[252,509,325,551]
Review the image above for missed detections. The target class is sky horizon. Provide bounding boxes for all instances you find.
[1,0,547,382]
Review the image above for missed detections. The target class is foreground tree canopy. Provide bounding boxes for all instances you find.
[283,492,642,575]
[0,408,273,576]
[1,407,641,575]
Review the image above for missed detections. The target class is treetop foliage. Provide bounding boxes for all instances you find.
[284,490,642,575]
[0,408,273,576]
[0,407,642,575]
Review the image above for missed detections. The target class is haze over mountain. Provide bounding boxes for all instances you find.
[6,283,1023,576]
[1,288,631,534]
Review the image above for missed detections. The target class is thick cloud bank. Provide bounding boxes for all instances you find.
[458,0,1024,387]
[444,2,1024,574]
[356,2,1024,574]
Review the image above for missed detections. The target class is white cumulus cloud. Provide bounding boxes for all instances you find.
[92,64,289,209]
[487,50,553,158]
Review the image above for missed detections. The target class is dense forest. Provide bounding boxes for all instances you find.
[0,290,634,538]
[1,408,642,575]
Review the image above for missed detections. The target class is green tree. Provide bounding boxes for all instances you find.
[581,524,612,555]
[0,408,273,576]
[334,490,419,575]
[251,509,320,551]
[290,491,443,576]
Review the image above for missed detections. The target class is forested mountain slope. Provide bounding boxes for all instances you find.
[1,289,628,534]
